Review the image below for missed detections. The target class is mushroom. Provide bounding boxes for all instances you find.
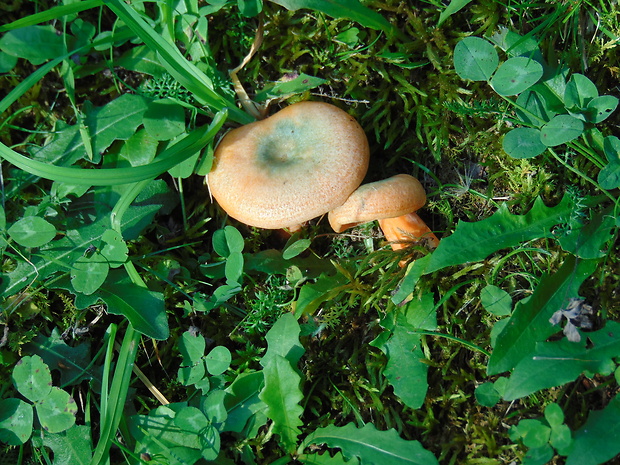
[207,101,370,230]
[328,174,439,250]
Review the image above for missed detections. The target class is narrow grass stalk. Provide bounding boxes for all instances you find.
[0,0,104,31]
[102,0,254,125]
[0,110,226,185]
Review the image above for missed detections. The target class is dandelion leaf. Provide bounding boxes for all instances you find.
[487,256,599,375]
[393,195,575,304]
[302,423,438,465]
[503,321,620,400]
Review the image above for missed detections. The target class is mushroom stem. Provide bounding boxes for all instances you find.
[378,212,440,251]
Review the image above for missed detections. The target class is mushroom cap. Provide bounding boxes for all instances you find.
[208,101,370,229]
[328,174,427,233]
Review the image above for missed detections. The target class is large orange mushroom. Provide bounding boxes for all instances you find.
[207,101,369,231]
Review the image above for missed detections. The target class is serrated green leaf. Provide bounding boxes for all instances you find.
[502,321,620,400]
[300,451,360,465]
[35,386,77,433]
[487,256,599,375]
[302,423,439,465]
[566,394,620,465]
[259,354,304,453]
[379,323,428,409]
[393,195,576,304]
[8,216,56,248]
[13,355,53,402]
[0,398,33,445]
[558,209,616,258]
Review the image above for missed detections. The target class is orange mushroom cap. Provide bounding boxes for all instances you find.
[208,101,370,230]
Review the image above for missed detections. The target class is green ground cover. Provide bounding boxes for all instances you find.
[0,0,619,464]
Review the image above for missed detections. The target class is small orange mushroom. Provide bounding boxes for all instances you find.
[328,174,439,250]
[207,101,369,231]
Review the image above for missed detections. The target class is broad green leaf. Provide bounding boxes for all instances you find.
[0,50,17,72]
[437,0,474,26]
[0,398,33,445]
[490,57,543,96]
[604,135,620,162]
[33,425,92,465]
[544,403,564,428]
[502,322,620,400]
[487,256,598,375]
[100,229,128,266]
[502,127,546,159]
[201,390,228,423]
[564,73,598,110]
[585,95,618,123]
[392,195,576,304]
[566,394,620,465]
[13,355,53,402]
[270,0,396,34]
[239,0,263,16]
[550,424,572,455]
[474,382,500,407]
[515,90,556,126]
[294,271,349,317]
[35,387,77,433]
[259,354,304,453]
[0,25,70,64]
[302,422,439,465]
[24,328,94,387]
[8,216,56,248]
[300,452,360,465]
[480,285,512,316]
[223,371,268,434]
[379,323,428,409]
[225,225,245,253]
[283,238,312,259]
[490,28,542,58]
[71,254,109,295]
[143,99,186,141]
[512,419,551,449]
[540,114,584,146]
[179,330,206,365]
[598,161,620,189]
[120,128,159,167]
[453,36,499,81]
[77,270,168,340]
[558,209,616,259]
[116,45,166,76]
[205,346,232,376]
[224,251,244,285]
[254,73,327,102]
[1,180,171,298]
[262,312,305,367]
